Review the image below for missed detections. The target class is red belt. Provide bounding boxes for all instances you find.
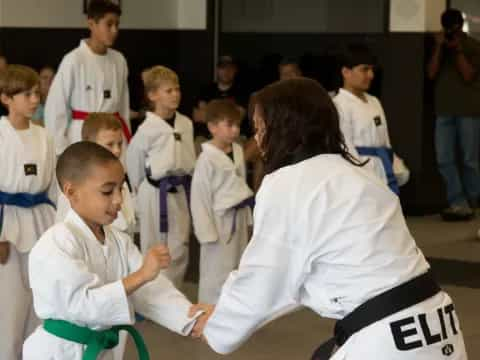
[72,110,132,143]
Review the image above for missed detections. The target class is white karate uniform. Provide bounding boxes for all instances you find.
[191,142,253,304]
[55,183,136,237]
[334,88,392,185]
[0,118,56,360]
[126,111,195,289]
[55,183,135,360]
[203,154,467,359]
[23,209,199,360]
[44,39,130,156]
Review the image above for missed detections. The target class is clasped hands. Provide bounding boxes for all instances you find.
[189,303,215,340]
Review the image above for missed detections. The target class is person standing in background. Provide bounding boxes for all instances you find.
[428,8,480,221]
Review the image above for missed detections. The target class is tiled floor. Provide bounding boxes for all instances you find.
[126,215,480,359]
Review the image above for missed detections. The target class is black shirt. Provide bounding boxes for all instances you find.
[196,81,252,137]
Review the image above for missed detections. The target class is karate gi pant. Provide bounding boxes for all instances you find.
[138,182,190,289]
[0,246,38,360]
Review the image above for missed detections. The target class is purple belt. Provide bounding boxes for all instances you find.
[230,196,255,235]
[147,175,191,234]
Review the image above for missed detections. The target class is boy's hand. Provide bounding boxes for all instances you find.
[189,303,215,339]
[141,244,171,282]
[0,241,10,265]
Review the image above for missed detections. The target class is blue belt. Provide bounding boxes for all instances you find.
[231,196,255,236]
[0,190,55,233]
[147,175,191,234]
[356,146,399,195]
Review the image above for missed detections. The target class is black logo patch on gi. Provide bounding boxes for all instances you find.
[173,132,182,141]
[24,164,37,176]
[442,344,454,356]
[374,116,382,126]
[104,89,111,99]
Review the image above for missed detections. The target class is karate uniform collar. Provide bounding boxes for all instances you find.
[201,142,241,169]
[145,111,179,132]
[338,88,372,105]
[79,39,110,58]
[64,208,113,247]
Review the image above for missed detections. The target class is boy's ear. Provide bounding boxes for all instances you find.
[146,89,157,103]
[0,93,10,107]
[341,66,350,79]
[207,122,215,134]
[87,18,97,31]
[62,180,77,202]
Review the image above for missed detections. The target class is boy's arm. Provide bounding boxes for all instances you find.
[126,134,147,191]
[44,58,74,156]
[122,243,170,295]
[334,100,355,150]
[46,133,59,205]
[119,59,131,133]
[30,230,134,327]
[125,238,202,335]
[191,159,219,244]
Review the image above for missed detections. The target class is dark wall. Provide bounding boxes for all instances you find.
[220,31,444,214]
[0,27,214,117]
[0,16,445,214]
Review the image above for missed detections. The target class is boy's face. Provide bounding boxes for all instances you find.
[88,13,120,48]
[208,117,241,145]
[342,64,375,93]
[95,128,123,159]
[64,160,124,227]
[1,85,40,119]
[149,81,181,113]
[39,68,55,98]
[279,64,302,81]
[217,64,237,86]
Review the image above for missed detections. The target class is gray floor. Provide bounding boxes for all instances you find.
[126,215,480,359]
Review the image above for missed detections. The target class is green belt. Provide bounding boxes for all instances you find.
[43,319,150,360]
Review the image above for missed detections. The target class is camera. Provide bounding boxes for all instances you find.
[445,31,456,41]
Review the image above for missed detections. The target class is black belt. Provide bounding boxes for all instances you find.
[311,271,441,359]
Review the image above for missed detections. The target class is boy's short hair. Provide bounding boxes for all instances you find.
[142,65,179,94]
[338,43,376,70]
[81,113,122,141]
[441,9,464,29]
[142,65,179,110]
[56,141,120,189]
[87,0,122,21]
[0,64,39,98]
[205,99,242,125]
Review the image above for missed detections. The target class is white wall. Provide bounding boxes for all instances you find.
[178,0,207,30]
[0,0,207,29]
[390,0,446,32]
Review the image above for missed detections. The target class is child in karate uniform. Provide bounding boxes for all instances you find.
[23,142,203,360]
[333,43,409,194]
[45,0,131,157]
[56,113,135,237]
[127,66,195,289]
[191,78,467,360]
[0,65,56,360]
[191,99,253,304]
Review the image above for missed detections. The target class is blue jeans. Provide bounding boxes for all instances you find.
[435,116,480,207]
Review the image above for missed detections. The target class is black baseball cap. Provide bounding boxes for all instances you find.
[217,55,236,67]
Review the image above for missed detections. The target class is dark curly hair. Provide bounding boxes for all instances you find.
[252,77,366,175]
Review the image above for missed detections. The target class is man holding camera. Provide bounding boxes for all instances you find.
[428,8,480,221]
